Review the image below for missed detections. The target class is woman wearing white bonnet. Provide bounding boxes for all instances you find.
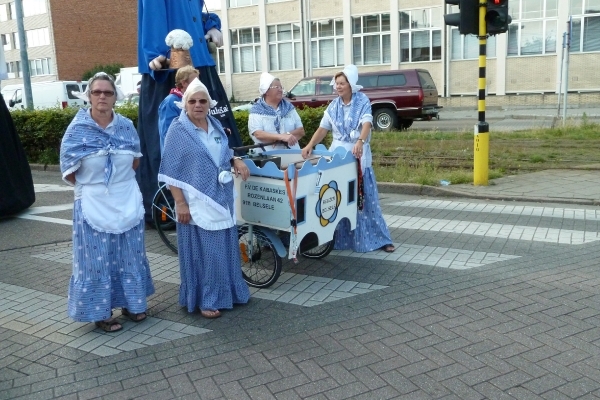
[301,64,395,254]
[159,77,251,319]
[248,72,305,153]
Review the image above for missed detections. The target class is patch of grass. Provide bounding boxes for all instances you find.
[371,122,600,184]
[529,154,546,163]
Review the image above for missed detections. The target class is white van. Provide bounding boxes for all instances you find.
[1,81,88,110]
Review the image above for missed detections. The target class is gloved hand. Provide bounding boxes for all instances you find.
[149,55,168,71]
[204,28,223,48]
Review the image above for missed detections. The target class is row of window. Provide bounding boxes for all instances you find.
[5,58,53,78]
[1,28,50,51]
[0,0,47,21]
[220,0,600,73]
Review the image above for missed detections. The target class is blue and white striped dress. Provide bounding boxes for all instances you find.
[67,154,155,322]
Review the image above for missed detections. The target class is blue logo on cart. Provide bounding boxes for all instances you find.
[316,181,341,227]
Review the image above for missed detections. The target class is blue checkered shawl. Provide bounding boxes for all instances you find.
[250,98,295,133]
[60,109,141,186]
[324,91,371,142]
[158,112,234,219]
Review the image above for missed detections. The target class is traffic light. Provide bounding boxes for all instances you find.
[486,0,512,35]
[444,0,479,36]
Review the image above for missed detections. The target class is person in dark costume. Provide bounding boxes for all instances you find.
[0,93,35,217]
[137,0,242,223]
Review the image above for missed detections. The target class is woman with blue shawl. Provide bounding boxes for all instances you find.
[248,72,305,153]
[158,78,250,319]
[301,65,395,254]
[60,73,155,333]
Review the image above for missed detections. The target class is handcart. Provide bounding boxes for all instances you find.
[152,143,358,288]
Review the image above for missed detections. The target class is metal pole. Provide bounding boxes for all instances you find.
[557,31,566,118]
[15,0,33,110]
[562,16,571,125]
[473,0,489,186]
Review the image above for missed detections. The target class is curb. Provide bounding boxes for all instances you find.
[31,163,600,207]
[30,164,61,172]
[377,182,600,206]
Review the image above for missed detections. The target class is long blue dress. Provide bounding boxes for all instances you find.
[69,196,155,322]
[159,113,250,312]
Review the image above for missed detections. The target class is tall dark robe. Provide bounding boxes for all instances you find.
[0,93,35,217]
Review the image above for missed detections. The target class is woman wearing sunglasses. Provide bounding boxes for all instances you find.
[159,78,250,319]
[59,72,155,333]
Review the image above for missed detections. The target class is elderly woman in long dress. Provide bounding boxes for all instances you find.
[248,72,305,153]
[301,65,395,253]
[158,78,250,319]
[60,72,155,332]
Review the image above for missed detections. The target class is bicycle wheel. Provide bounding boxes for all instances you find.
[300,240,335,259]
[152,184,178,254]
[238,225,282,288]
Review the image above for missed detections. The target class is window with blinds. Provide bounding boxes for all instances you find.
[229,0,259,7]
[399,8,442,63]
[351,14,391,66]
[310,19,344,68]
[230,27,261,73]
[506,0,558,56]
[570,0,600,53]
[268,23,301,71]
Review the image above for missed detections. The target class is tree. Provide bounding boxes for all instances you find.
[82,63,124,81]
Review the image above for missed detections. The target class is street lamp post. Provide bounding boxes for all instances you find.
[15,0,33,109]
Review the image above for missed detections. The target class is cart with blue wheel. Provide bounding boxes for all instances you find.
[152,144,358,288]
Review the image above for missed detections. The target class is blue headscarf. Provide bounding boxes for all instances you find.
[60,109,141,186]
[250,97,295,133]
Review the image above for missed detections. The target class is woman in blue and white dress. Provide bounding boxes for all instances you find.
[158,78,250,319]
[60,73,155,332]
[301,65,395,253]
[248,72,305,153]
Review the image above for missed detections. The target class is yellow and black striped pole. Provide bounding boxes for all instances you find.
[473,0,489,185]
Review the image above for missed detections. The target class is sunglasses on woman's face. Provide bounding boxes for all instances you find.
[90,90,115,97]
[187,98,209,105]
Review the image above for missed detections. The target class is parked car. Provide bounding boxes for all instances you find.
[115,92,139,107]
[232,102,254,112]
[286,69,442,131]
[2,81,89,110]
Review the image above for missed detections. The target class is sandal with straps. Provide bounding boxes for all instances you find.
[122,308,147,322]
[95,320,123,332]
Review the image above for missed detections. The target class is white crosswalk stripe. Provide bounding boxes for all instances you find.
[390,199,600,221]
[383,214,600,245]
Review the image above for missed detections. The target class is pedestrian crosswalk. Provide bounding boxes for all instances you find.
[23,198,600,309]
[17,196,600,356]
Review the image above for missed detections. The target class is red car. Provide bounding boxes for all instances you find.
[286,69,441,131]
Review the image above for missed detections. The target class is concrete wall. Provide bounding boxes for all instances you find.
[505,55,557,94]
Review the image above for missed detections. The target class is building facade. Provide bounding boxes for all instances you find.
[212,0,600,102]
[0,0,137,88]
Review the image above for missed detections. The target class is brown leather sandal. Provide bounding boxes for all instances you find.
[382,244,395,253]
[95,320,123,332]
[122,308,147,322]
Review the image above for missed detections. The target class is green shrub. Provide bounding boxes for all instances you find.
[11,107,77,165]
[232,105,329,148]
[13,104,327,164]
[82,63,124,81]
